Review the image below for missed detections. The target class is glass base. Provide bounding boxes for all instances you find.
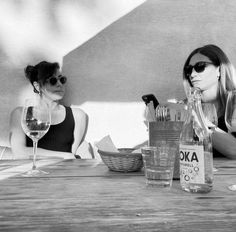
[22,168,49,177]
[181,183,213,193]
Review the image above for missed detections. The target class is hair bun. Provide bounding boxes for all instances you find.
[24,65,38,82]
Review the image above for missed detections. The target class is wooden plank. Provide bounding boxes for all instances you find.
[0,159,236,231]
[1,158,236,179]
[0,159,62,180]
[0,176,236,231]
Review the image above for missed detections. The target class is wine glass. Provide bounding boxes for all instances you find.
[225,90,236,191]
[225,90,236,134]
[202,103,218,130]
[21,98,51,176]
[202,103,218,173]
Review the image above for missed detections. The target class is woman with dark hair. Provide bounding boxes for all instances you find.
[10,61,88,159]
[183,44,236,158]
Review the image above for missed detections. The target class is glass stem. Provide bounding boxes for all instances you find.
[32,140,38,170]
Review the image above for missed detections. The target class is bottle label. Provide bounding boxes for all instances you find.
[179,144,205,184]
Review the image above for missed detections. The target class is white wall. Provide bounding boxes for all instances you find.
[1,0,236,149]
[0,0,145,147]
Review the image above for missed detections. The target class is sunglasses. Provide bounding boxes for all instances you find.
[184,61,213,77]
[47,76,67,86]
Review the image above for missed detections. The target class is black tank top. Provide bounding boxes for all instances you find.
[26,106,75,152]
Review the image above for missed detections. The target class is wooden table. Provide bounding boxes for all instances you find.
[0,158,236,232]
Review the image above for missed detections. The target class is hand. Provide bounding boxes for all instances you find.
[63,154,76,160]
[204,117,215,127]
[29,153,76,160]
[29,154,63,160]
[204,118,217,131]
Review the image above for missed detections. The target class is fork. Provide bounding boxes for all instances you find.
[156,106,168,121]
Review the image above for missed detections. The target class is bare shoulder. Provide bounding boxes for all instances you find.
[71,107,88,121]
[10,107,23,119]
[9,107,23,129]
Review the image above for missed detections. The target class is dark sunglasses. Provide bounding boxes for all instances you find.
[184,61,213,77]
[47,76,67,86]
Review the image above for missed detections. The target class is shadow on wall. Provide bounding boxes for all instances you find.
[61,0,236,147]
[2,0,236,148]
[62,0,236,107]
[61,0,188,147]
[62,1,185,106]
[0,58,34,146]
[0,0,146,147]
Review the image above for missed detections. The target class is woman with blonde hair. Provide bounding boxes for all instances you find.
[183,44,236,158]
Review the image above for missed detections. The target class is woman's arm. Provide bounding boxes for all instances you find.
[9,107,75,160]
[212,127,236,159]
[71,107,88,155]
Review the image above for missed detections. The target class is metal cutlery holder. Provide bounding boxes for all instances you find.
[148,121,184,179]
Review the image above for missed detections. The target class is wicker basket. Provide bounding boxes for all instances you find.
[98,148,143,172]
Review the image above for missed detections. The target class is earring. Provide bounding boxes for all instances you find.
[33,81,41,94]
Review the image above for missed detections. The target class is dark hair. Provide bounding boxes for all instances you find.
[24,61,60,93]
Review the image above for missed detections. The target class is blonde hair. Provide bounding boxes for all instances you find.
[183,44,236,110]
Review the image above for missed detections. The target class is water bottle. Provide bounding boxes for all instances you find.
[179,87,213,193]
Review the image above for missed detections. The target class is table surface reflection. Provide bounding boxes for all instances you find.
[0,158,236,232]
